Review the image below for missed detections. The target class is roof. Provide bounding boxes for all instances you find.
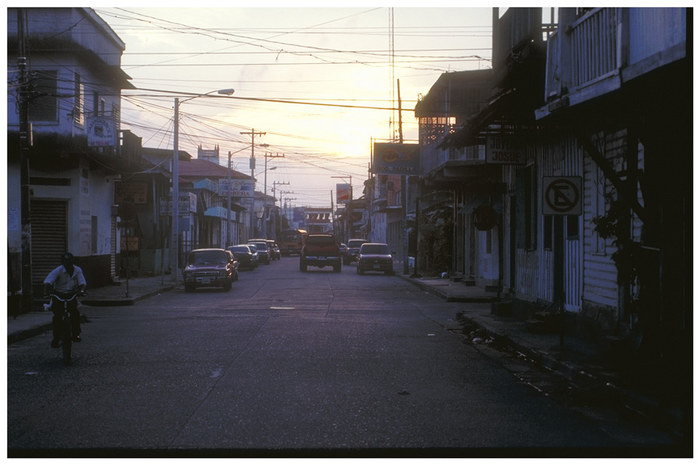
[414,69,494,117]
[142,147,192,162]
[179,158,252,180]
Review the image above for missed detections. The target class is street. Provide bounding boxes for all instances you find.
[8,257,675,457]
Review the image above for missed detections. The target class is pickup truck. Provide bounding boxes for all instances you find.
[300,234,342,272]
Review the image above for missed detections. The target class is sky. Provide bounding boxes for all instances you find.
[94,4,494,207]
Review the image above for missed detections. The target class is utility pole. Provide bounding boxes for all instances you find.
[17,9,33,312]
[171,98,180,282]
[272,181,289,230]
[264,152,284,198]
[241,129,265,239]
[263,152,284,238]
[272,180,289,199]
[280,190,295,226]
[331,175,352,242]
[398,79,409,275]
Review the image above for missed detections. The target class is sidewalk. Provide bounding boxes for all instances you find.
[6,272,687,443]
[401,274,687,443]
[7,275,175,345]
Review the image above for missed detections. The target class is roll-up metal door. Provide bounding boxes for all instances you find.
[30,200,67,286]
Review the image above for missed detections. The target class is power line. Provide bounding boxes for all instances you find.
[124,86,416,112]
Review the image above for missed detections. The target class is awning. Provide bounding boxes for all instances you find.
[204,205,244,219]
[439,88,518,149]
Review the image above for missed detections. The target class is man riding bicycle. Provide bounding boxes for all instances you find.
[43,252,86,348]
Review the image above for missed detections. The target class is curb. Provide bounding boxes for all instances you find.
[402,275,687,443]
[8,285,175,345]
[403,277,498,303]
[7,324,52,345]
[81,285,174,307]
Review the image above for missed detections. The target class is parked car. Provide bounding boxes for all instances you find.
[267,240,281,260]
[300,234,342,272]
[339,243,347,257]
[248,239,271,264]
[356,242,394,275]
[227,244,258,270]
[344,238,368,264]
[183,248,239,292]
[246,243,260,266]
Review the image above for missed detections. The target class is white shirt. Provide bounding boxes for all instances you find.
[44,265,87,293]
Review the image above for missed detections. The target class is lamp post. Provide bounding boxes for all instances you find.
[227,150,233,247]
[263,164,277,237]
[172,88,234,282]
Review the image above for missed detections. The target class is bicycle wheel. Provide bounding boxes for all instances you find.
[62,316,72,366]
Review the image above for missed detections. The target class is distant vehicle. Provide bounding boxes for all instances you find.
[356,242,394,275]
[278,229,307,256]
[248,239,271,264]
[184,248,239,292]
[300,234,341,272]
[227,244,258,270]
[344,238,368,264]
[339,243,348,257]
[267,240,281,260]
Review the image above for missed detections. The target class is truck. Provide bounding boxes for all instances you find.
[299,234,342,272]
[278,228,307,256]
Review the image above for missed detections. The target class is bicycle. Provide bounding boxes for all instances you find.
[45,290,83,366]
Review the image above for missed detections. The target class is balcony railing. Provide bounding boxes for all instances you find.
[420,142,485,175]
[493,8,543,71]
[570,8,620,88]
[544,8,687,104]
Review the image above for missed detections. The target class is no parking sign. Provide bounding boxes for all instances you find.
[542,176,582,216]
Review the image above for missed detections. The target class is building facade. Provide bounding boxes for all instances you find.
[430,7,691,365]
[8,8,133,309]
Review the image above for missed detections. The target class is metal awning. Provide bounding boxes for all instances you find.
[439,88,519,149]
[204,205,244,219]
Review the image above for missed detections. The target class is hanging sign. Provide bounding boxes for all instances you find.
[86,116,116,147]
[373,143,419,175]
[336,184,351,203]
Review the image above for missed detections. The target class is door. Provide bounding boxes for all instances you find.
[30,199,67,289]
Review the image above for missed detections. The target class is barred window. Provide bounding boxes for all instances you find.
[28,70,58,122]
[73,72,84,126]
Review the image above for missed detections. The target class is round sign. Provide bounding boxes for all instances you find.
[473,205,497,231]
[544,178,581,215]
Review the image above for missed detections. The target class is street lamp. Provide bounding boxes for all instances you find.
[172,88,234,283]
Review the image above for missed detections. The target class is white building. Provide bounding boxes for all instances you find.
[7,8,133,306]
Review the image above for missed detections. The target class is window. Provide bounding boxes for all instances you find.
[515,165,537,250]
[544,215,553,250]
[566,215,580,240]
[91,216,98,254]
[73,72,84,125]
[28,70,58,122]
[92,91,99,116]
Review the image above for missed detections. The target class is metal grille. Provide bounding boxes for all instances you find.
[30,199,67,286]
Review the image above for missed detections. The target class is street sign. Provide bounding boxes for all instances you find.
[542,176,582,216]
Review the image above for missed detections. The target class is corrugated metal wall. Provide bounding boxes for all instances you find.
[538,135,583,312]
[30,199,67,287]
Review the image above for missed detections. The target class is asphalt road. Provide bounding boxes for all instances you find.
[7,257,675,457]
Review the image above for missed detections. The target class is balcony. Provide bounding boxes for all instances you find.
[493,7,544,72]
[538,7,687,119]
[420,142,486,178]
